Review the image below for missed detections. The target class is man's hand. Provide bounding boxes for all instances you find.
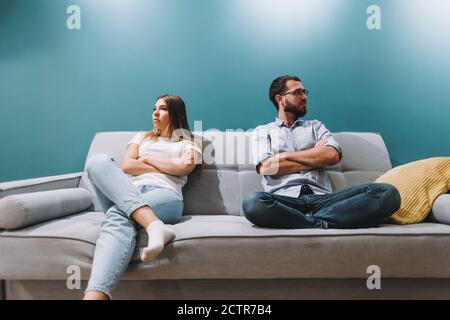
[258,138,339,176]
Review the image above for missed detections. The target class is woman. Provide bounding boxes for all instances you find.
[83,95,201,300]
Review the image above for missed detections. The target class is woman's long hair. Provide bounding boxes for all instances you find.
[145,95,202,170]
[146,94,193,141]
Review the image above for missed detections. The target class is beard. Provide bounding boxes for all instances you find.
[284,102,307,118]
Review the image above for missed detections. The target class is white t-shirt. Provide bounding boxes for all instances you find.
[128,132,201,198]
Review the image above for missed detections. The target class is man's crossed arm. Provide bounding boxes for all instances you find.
[257,140,340,176]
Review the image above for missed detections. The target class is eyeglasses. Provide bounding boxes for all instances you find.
[280,88,309,97]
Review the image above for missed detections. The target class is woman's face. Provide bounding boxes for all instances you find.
[153,98,170,133]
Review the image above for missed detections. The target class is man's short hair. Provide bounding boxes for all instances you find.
[269,75,301,110]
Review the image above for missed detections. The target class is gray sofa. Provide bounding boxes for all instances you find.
[1,131,450,300]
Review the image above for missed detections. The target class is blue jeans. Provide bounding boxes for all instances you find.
[84,154,183,298]
[242,183,400,229]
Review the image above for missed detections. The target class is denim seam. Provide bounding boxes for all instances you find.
[123,202,148,218]
[149,199,184,209]
[108,232,135,296]
[317,192,369,214]
[315,191,381,228]
[313,185,372,212]
[139,185,183,200]
[84,286,113,300]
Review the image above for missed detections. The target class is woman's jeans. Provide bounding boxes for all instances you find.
[242,183,400,229]
[84,154,183,298]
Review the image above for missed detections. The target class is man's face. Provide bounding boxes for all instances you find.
[279,80,308,118]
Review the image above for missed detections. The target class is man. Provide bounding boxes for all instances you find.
[242,75,400,229]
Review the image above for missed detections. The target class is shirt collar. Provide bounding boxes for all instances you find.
[275,117,303,128]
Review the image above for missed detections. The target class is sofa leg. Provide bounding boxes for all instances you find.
[0,280,5,300]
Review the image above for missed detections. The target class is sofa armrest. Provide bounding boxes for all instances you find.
[0,172,83,199]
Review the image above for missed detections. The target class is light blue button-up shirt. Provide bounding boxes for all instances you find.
[252,117,343,197]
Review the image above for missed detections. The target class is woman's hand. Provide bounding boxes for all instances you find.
[139,156,152,165]
[181,149,195,165]
[140,147,199,177]
[137,157,162,173]
[121,144,163,176]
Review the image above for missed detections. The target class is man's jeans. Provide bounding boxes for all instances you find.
[242,183,400,229]
[84,153,183,299]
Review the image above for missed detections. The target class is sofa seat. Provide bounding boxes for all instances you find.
[3,212,450,281]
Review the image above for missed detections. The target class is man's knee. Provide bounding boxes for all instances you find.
[379,183,401,210]
[242,192,270,221]
[370,183,401,211]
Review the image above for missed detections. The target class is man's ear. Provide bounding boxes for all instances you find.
[275,95,283,109]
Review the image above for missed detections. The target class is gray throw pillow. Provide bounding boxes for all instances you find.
[427,193,450,224]
[0,188,93,230]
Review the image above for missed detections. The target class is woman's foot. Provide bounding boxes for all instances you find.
[141,220,175,262]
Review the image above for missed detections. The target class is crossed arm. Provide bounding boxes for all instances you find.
[257,140,340,176]
[121,144,198,177]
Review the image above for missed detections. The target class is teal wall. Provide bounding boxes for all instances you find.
[1,0,450,181]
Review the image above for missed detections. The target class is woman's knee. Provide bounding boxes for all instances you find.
[153,200,184,224]
[86,153,113,176]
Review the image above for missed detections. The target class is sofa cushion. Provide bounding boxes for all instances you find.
[3,213,450,280]
[182,168,241,216]
[0,188,92,230]
[326,170,385,191]
[376,157,450,224]
[239,170,264,215]
[326,132,392,172]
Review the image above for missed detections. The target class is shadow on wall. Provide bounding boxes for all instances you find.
[0,0,61,59]
[390,158,402,168]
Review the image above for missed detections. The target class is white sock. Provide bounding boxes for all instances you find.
[141,220,175,262]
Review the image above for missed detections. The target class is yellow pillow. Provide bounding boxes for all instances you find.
[375,157,450,224]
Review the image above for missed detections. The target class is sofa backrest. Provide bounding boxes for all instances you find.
[79,131,392,216]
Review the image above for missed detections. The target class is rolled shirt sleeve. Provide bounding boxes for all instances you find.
[313,120,343,160]
[252,125,274,168]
